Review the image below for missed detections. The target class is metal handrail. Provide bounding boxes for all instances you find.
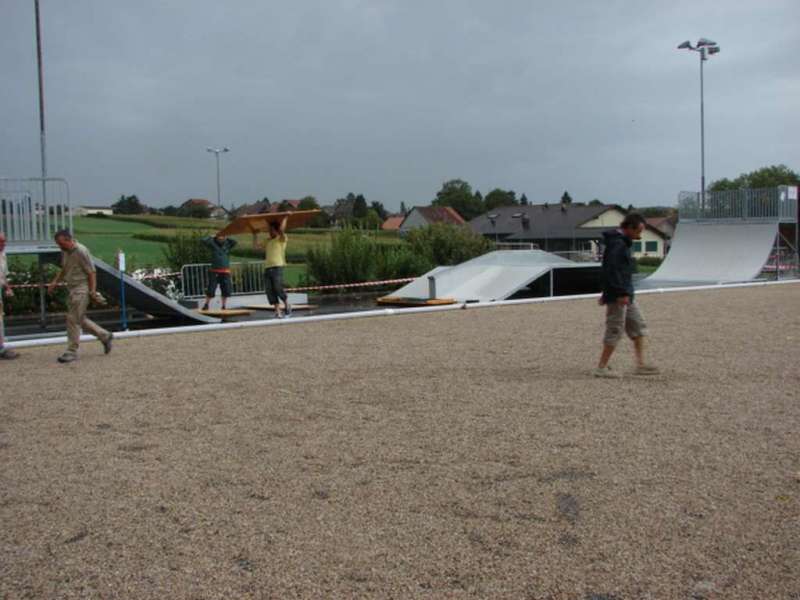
[0,177,72,243]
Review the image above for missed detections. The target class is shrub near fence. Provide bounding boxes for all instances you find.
[305,226,482,286]
[4,258,68,314]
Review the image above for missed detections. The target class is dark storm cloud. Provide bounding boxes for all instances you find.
[1,0,798,210]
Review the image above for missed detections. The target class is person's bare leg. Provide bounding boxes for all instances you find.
[632,336,646,367]
[598,344,616,368]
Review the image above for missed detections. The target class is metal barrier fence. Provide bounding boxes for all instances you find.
[181,262,266,298]
[0,178,72,243]
[495,242,540,250]
[678,185,798,221]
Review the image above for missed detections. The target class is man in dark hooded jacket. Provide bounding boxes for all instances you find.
[593,213,659,378]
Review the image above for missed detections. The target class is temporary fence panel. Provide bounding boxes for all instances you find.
[181,262,266,298]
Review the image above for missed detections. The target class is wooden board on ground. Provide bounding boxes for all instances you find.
[217,210,321,236]
[376,296,458,307]
[242,304,316,312]
[197,308,253,317]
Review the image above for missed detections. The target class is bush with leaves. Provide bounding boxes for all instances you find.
[306,229,377,284]
[405,223,492,266]
[3,258,68,314]
[161,231,213,272]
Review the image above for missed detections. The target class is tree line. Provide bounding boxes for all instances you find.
[107,163,799,224]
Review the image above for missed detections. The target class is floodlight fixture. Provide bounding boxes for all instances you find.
[677,37,721,213]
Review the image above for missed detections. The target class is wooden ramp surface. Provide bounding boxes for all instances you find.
[217,210,321,236]
[377,296,458,307]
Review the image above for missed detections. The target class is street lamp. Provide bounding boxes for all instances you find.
[677,38,720,214]
[206,147,230,210]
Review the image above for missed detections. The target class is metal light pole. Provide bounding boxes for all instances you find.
[34,0,49,230]
[678,38,720,214]
[206,147,230,210]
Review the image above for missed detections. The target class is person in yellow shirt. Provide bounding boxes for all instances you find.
[253,216,291,318]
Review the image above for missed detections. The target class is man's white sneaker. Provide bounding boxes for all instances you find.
[592,366,621,379]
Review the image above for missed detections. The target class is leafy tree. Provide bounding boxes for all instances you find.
[589,198,603,206]
[112,195,146,215]
[709,164,800,191]
[406,223,492,267]
[484,188,518,210]
[370,201,388,221]
[362,208,382,229]
[161,205,179,216]
[520,193,529,205]
[400,201,408,216]
[561,191,573,205]
[180,203,211,219]
[432,179,485,220]
[298,196,319,210]
[352,194,368,219]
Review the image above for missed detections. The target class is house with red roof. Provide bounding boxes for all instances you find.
[398,206,466,234]
[381,215,405,231]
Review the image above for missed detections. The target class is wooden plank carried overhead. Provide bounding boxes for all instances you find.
[217,209,321,236]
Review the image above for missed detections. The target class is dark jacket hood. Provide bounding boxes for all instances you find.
[602,229,631,247]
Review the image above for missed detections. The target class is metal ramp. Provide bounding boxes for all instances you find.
[91,258,219,324]
[383,250,601,303]
[638,186,798,289]
[638,221,779,288]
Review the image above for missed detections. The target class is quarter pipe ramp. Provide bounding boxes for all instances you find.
[639,221,778,288]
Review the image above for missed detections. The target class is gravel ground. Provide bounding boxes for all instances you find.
[1,285,799,600]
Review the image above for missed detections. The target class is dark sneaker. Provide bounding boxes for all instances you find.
[0,348,20,360]
[285,304,292,318]
[102,333,113,355]
[592,366,621,379]
[201,304,210,312]
[57,352,77,364]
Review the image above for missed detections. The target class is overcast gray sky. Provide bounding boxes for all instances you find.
[1,1,798,211]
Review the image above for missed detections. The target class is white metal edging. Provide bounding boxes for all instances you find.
[7,278,800,350]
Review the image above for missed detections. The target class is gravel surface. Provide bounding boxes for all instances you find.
[1,285,799,599]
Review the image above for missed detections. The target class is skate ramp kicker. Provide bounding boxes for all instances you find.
[386,250,599,303]
[92,258,219,324]
[640,221,778,288]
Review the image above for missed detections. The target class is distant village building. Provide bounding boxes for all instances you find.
[470,203,669,258]
[398,206,466,234]
[73,206,113,217]
[381,215,404,231]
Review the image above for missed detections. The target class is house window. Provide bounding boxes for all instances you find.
[632,241,642,253]
[645,241,658,253]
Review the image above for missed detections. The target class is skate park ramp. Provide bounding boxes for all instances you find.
[639,221,778,288]
[92,258,219,324]
[382,250,601,303]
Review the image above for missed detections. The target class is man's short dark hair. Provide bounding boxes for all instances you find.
[54,229,73,240]
[620,213,646,230]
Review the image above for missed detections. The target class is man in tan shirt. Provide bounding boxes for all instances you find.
[47,230,113,363]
